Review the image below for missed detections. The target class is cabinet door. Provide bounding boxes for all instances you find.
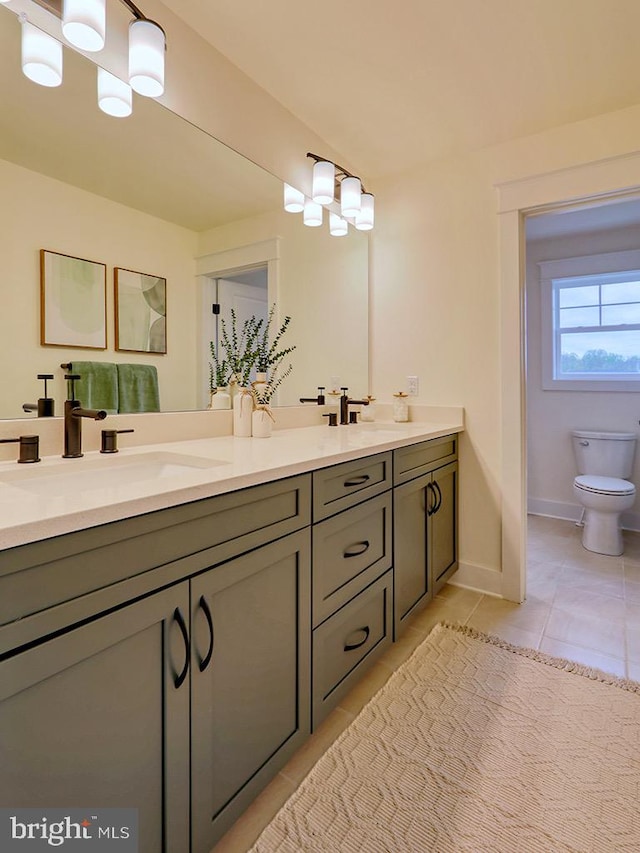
[431,461,458,593]
[190,529,311,853]
[0,585,190,853]
[393,472,431,637]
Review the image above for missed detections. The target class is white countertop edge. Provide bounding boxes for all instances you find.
[0,421,462,551]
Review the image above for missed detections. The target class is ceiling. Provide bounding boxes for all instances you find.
[162,0,640,180]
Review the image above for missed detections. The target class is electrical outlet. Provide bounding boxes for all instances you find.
[407,375,419,396]
[330,375,340,390]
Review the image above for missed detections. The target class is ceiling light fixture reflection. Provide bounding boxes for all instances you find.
[15,0,166,115]
[329,213,348,237]
[284,183,305,213]
[62,0,106,52]
[98,67,133,117]
[21,18,63,87]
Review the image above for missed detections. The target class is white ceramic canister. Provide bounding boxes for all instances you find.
[359,395,376,422]
[233,388,253,436]
[393,391,409,422]
[209,387,231,410]
[252,405,273,438]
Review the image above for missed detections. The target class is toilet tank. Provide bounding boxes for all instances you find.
[572,430,637,478]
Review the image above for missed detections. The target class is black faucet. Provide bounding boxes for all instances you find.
[300,386,326,405]
[339,387,369,425]
[63,375,107,458]
[22,374,55,417]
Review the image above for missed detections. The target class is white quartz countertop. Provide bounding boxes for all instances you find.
[0,420,462,551]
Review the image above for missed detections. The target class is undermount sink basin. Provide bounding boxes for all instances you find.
[0,452,226,497]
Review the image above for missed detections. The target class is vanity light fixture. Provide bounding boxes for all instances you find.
[283,152,374,235]
[18,0,166,114]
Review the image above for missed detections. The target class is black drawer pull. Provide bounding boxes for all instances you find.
[344,625,370,651]
[173,607,190,689]
[426,481,437,516]
[433,480,443,514]
[198,595,214,673]
[344,474,370,488]
[343,540,370,558]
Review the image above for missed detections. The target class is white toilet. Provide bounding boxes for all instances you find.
[572,430,637,556]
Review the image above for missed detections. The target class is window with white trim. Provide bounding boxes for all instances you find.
[539,250,640,391]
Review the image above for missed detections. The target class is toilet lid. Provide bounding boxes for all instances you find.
[574,475,635,496]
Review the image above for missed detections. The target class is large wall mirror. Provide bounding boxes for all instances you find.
[0,6,369,419]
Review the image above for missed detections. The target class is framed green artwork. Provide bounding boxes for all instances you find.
[114,267,167,354]
[40,249,107,349]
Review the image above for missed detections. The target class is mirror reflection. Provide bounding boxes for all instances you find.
[0,7,368,419]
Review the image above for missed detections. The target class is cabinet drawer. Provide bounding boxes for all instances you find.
[313,452,392,521]
[312,493,391,627]
[0,474,311,636]
[312,570,392,728]
[394,434,457,485]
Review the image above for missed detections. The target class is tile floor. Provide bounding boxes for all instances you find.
[213,514,640,852]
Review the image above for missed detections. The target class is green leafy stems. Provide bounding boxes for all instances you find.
[252,362,294,407]
[209,304,296,398]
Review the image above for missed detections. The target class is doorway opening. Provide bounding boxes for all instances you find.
[523,195,640,594]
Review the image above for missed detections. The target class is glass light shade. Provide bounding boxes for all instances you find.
[62,0,106,52]
[129,19,165,97]
[312,160,335,204]
[303,199,323,227]
[283,183,304,213]
[98,68,133,117]
[355,193,375,230]
[21,21,63,88]
[329,213,348,237]
[340,176,362,218]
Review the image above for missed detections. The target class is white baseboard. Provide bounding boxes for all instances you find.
[451,561,503,597]
[528,497,640,532]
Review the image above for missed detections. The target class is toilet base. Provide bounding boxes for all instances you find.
[581,509,624,556]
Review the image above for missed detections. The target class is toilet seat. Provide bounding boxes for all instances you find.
[574,475,635,496]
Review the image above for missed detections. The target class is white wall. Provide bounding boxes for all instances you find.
[0,159,199,419]
[526,223,640,528]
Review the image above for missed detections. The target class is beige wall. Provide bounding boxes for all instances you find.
[526,224,640,529]
[0,159,198,419]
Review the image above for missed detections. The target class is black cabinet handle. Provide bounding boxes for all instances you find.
[344,474,370,488]
[173,607,190,689]
[198,595,214,673]
[343,540,370,558]
[433,480,443,514]
[344,625,370,651]
[426,481,437,516]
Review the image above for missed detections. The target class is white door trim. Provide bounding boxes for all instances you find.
[496,149,640,602]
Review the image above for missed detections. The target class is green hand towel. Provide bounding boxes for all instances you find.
[117,364,160,413]
[71,362,119,414]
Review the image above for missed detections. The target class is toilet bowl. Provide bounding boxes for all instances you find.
[573,475,635,556]
[572,431,637,556]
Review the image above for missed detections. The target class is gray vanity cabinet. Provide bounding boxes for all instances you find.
[190,529,311,853]
[0,584,191,853]
[393,436,458,637]
[311,454,394,728]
